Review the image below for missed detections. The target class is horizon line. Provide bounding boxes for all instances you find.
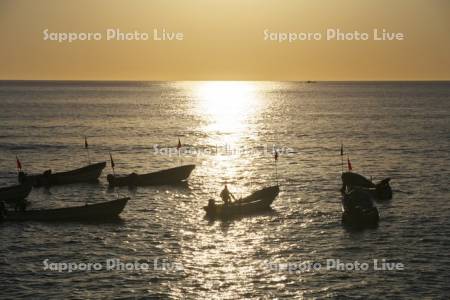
[1,79,449,83]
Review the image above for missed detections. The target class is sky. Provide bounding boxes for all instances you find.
[0,0,449,81]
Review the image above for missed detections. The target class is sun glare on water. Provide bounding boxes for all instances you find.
[191,81,265,191]
[195,81,260,143]
[179,83,271,293]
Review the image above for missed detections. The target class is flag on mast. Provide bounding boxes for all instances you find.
[340,143,344,156]
[177,138,181,150]
[16,156,22,170]
[347,156,353,171]
[84,136,91,164]
[274,150,279,184]
[109,152,115,169]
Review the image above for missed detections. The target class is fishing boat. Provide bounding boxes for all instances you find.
[19,162,107,187]
[0,183,32,202]
[107,164,196,187]
[204,185,280,219]
[341,187,379,228]
[1,197,129,222]
[341,172,392,200]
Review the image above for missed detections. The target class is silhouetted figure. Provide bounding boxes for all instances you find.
[220,184,235,205]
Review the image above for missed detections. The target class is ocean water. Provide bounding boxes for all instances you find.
[0,81,449,299]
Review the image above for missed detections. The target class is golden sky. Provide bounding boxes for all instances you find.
[1,0,449,80]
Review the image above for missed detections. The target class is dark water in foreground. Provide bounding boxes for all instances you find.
[0,81,449,299]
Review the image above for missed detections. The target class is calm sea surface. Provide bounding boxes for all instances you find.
[0,81,449,299]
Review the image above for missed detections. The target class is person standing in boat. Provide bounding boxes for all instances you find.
[220,184,235,205]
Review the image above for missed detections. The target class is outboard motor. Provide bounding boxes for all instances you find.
[204,199,216,216]
[106,174,115,185]
[40,169,52,188]
[375,178,392,200]
[128,173,139,187]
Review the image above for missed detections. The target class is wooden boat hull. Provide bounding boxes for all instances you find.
[204,185,280,219]
[0,184,32,202]
[23,162,106,187]
[342,172,375,189]
[3,197,129,222]
[341,172,392,200]
[107,164,196,187]
[341,188,379,228]
[237,186,280,204]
